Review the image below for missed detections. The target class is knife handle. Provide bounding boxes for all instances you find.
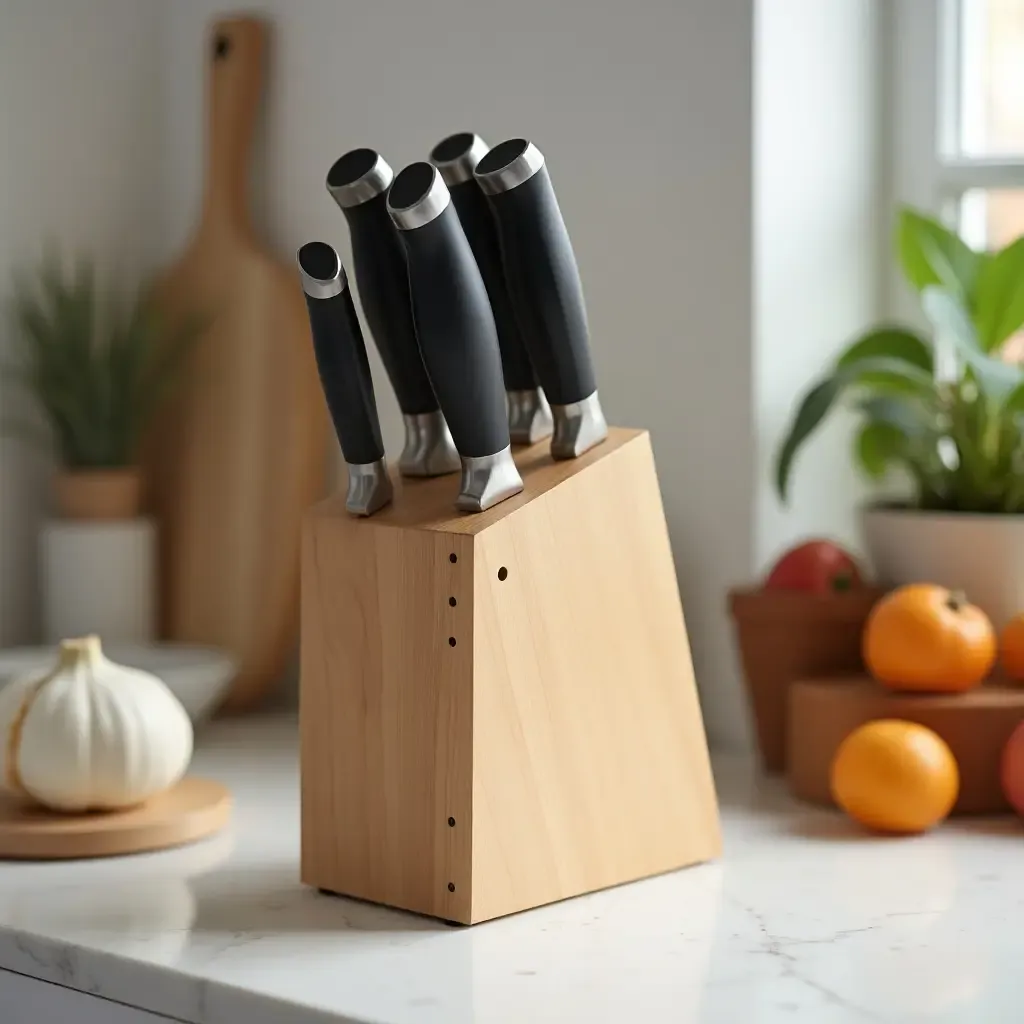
[388,163,523,512]
[326,150,436,416]
[475,139,607,457]
[296,241,392,516]
[327,150,460,479]
[430,133,537,393]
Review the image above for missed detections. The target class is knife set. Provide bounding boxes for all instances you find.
[299,135,719,927]
[297,134,608,516]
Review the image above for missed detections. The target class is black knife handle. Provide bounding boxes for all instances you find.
[475,140,596,407]
[387,163,510,459]
[326,149,439,416]
[296,241,385,466]
[430,133,537,392]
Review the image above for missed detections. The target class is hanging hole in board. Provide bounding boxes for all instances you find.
[448,816,456,827]
[214,34,231,59]
[448,637,457,647]
[448,882,456,892]
[449,553,457,563]
[498,567,508,581]
[449,597,457,607]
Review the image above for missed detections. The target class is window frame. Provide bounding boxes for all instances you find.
[887,0,1024,315]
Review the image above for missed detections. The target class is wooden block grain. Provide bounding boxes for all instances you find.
[300,428,721,924]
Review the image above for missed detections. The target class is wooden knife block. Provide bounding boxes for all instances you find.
[299,427,720,924]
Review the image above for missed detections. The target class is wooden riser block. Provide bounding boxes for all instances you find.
[788,676,1024,814]
[300,428,721,925]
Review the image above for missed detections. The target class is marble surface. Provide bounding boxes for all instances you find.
[0,715,1022,1023]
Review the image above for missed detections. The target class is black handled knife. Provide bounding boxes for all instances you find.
[429,132,552,446]
[327,148,459,477]
[387,163,523,512]
[475,139,608,459]
[296,241,392,516]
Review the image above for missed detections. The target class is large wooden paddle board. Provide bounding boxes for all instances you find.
[145,16,327,713]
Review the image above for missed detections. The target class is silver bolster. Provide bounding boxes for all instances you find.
[550,391,608,459]
[327,151,393,208]
[387,169,450,230]
[399,411,460,477]
[455,446,524,513]
[296,246,347,300]
[507,388,554,445]
[345,458,393,516]
[430,133,490,186]
[474,141,545,195]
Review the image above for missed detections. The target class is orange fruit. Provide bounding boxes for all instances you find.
[830,720,959,834]
[863,584,995,692]
[1000,613,1024,682]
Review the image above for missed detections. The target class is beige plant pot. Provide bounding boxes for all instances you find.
[861,505,1024,629]
[54,468,142,521]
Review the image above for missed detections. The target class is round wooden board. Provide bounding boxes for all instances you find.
[0,777,231,859]
[788,676,1024,814]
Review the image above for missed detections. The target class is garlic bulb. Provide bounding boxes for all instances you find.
[0,636,193,812]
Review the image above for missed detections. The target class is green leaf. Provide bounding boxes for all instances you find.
[855,421,908,480]
[836,327,934,374]
[774,356,939,503]
[857,395,931,437]
[775,376,843,503]
[1003,380,1024,418]
[974,236,1024,352]
[897,208,982,301]
[921,285,1024,399]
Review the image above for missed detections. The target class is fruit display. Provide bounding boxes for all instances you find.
[830,720,959,834]
[808,583,1024,829]
[764,539,863,594]
[862,584,995,693]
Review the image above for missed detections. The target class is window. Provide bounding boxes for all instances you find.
[891,0,1024,350]
[894,0,1024,236]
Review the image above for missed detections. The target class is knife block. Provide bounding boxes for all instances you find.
[300,427,720,924]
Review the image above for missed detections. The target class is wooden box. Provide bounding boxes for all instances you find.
[788,675,1024,815]
[300,427,721,924]
[728,588,884,774]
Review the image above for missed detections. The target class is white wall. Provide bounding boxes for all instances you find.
[752,3,882,554]
[156,0,758,746]
[0,0,163,644]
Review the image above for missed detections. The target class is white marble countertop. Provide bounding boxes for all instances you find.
[0,714,1021,1023]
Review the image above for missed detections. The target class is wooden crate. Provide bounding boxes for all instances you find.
[788,675,1024,814]
[300,427,721,924]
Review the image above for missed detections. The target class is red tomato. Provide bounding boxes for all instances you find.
[764,540,863,594]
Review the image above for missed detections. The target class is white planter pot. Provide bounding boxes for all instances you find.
[40,518,156,644]
[861,506,1024,628]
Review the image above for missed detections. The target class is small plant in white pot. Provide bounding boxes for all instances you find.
[2,254,198,520]
[776,206,1024,627]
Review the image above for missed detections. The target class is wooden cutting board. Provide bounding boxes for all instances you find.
[0,778,232,859]
[144,16,328,713]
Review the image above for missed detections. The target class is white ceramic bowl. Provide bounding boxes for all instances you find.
[0,644,237,724]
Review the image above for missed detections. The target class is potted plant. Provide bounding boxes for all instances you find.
[776,206,1024,627]
[3,254,198,520]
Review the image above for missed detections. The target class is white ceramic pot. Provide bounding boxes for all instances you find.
[861,506,1024,628]
[40,518,156,644]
